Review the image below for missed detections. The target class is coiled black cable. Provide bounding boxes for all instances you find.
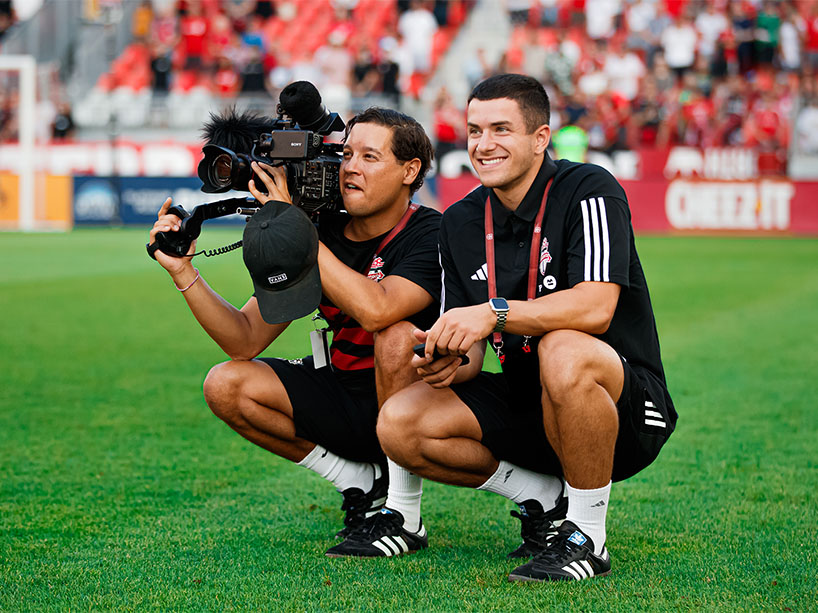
[190,240,243,258]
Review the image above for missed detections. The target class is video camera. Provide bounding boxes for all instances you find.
[148,81,345,260]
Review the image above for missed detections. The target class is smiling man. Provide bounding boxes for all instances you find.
[147,108,440,554]
[373,74,677,581]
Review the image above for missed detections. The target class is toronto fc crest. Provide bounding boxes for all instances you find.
[368,256,385,281]
[539,238,552,276]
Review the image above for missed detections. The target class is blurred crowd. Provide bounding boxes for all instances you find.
[107,0,467,108]
[431,0,818,166]
[2,0,818,164]
[525,0,818,160]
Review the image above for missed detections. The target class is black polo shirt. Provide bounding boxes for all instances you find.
[439,155,667,385]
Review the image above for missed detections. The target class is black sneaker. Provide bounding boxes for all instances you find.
[325,509,428,558]
[508,521,611,582]
[335,466,388,539]
[507,496,568,558]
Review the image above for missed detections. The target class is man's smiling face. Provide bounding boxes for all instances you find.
[466,97,549,195]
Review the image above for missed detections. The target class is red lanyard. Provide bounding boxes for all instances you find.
[484,178,553,359]
[371,202,419,269]
[325,202,419,329]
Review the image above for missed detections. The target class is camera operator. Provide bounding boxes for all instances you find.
[148,108,440,554]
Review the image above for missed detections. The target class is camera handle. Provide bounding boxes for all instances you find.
[147,197,258,260]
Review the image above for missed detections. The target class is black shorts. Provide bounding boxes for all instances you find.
[450,358,676,482]
[259,356,384,464]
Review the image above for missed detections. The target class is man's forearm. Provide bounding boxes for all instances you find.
[317,243,429,332]
[170,265,284,359]
[504,282,620,337]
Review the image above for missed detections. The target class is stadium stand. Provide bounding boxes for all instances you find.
[0,0,814,178]
[490,0,806,171]
[64,0,467,129]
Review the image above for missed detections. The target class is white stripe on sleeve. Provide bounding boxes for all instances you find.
[581,199,592,281]
[590,198,602,281]
[580,197,612,282]
[598,197,610,282]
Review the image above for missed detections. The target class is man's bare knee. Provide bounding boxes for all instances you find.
[377,388,427,463]
[538,330,623,406]
[203,360,247,424]
[538,331,597,402]
[378,393,421,444]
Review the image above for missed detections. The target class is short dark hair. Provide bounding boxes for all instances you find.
[345,107,434,194]
[468,74,550,133]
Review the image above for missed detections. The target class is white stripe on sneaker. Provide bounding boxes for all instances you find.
[372,540,394,556]
[384,536,409,554]
[580,560,594,577]
[563,564,582,580]
[570,561,588,578]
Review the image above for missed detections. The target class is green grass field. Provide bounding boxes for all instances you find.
[1,228,816,611]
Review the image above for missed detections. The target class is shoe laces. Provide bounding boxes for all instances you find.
[348,509,402,542]
[340,488,369,529]
[533,531,584,567]
[510,505,556,548]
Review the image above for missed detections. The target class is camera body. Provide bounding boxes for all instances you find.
[197,81,346,215]
[149,81,344,260]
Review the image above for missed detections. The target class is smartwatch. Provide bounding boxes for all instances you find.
[489,297,510,333]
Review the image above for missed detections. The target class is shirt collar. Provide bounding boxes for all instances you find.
[489,154,558,225]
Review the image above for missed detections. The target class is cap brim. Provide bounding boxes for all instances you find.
[253,262,322,325]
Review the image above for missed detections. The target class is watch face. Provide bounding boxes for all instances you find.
[490,297,509,311]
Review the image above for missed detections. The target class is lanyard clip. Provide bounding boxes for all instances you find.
[492,338,504,363]
[311,313,329,331]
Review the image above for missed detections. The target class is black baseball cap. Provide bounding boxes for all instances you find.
[242,201,321,324]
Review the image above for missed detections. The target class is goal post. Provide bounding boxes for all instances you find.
[0,54,37,231]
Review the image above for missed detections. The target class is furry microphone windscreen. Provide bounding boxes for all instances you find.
[278,81,323,127]
[200,108,277,152]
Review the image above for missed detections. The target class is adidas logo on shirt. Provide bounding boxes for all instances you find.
[471,263,488,281]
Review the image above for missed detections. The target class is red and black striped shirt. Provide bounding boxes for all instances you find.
[317,205,441,372]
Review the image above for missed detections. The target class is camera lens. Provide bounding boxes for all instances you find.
[210,153,234,187]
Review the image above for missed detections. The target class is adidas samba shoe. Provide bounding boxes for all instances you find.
[508,521,611,582]
[508,496,568,558]
[335,467,388,539]
[326,509,428,558]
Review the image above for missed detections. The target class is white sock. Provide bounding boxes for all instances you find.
[297,444,377,493]
[476,460,564,510]
[385,459,423,532]
[565,481,611,555]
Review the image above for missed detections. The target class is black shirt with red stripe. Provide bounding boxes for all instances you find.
[316,204,442,379]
